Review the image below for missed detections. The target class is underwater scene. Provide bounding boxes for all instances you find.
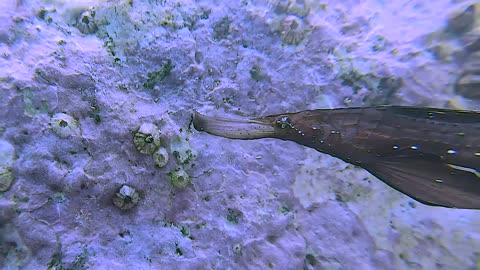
[1,0,480,269]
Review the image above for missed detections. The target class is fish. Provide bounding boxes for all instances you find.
[192,106,480,209]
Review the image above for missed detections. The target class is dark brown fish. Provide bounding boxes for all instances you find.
[192,106,480,209]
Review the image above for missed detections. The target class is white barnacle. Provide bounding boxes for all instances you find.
[112,185,140,210]
[280,15,306,45]
[169,168,191,189]
[152,147,169,168]
[475,152,480,157]
[133,123,162,155]
[410,145,418,150]
[50,113,82,138]
[392,145,399,149]
[435,179,444,183]
[77,10,98,34]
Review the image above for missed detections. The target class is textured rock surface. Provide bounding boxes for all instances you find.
[1,0,480,269]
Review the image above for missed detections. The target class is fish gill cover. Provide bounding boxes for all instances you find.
[0,0,480,269]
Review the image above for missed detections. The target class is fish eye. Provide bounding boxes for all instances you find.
[275,116,291,129]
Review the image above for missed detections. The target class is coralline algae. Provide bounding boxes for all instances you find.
[0,0,479,269]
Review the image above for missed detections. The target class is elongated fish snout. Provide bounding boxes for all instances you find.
[193,106,480,209]
[192,111,276,139]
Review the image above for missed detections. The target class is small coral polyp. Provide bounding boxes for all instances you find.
[133,123,162,155]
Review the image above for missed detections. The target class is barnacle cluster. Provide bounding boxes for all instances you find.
[133,122,171,168]
[112,185,140,210]
[77,10,98,35]
[50,113,82,138]
[132,122,196,189]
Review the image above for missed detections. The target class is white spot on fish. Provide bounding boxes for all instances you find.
[410,145,418,150]
[435,179,443,183]
[447,149,457,154]
[392,145,399,149]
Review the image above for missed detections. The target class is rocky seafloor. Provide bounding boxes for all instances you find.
[1,0,480,269]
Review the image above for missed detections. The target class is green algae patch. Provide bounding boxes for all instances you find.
[170,135,196,166]
[143,59,173,89]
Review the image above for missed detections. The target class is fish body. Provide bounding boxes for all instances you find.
[193,106,480,209]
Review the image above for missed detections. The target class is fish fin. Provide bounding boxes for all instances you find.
[362,155,480,209]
